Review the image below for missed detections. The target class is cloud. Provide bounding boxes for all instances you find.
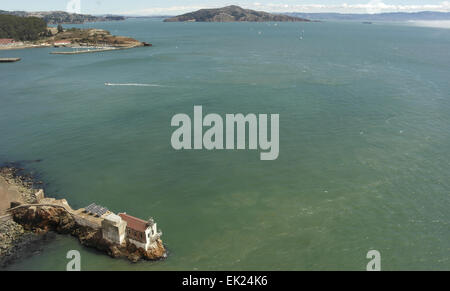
[121,1,450,15]
[122,5,207,15]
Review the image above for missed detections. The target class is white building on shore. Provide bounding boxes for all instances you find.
[119,213,160,251]
[91,204,161,251]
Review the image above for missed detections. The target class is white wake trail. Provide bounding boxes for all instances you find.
[105,83,165,87]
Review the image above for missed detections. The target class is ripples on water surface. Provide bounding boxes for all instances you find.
[0,19,449,270]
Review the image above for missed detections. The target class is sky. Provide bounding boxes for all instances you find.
[1,0,450,15]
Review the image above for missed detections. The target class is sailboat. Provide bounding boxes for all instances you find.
[299,29,304,40]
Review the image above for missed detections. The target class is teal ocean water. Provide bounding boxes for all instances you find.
[1,19,449,270]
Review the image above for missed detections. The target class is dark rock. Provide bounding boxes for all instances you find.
[10,201,21,208]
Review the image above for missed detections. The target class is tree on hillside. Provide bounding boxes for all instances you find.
[57,24,64,33]
[0,14,47,41]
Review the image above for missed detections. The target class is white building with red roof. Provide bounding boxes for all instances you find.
[0,39,15,46]
[53,40,72,47]
[119,213,160,251]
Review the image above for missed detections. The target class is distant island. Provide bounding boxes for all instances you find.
[285,11,450,21]
[0,10,125,24]
[164,5,310,22]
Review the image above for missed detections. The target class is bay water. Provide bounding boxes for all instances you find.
[0,18,449,270]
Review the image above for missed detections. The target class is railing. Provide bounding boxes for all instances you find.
[6,203,101,230]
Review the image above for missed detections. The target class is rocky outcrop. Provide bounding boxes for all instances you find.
[53,28,146,48]
[1,164,166,264]
[164,5,310,22]
[1,164,45,267]
[12,205,75,234]
[10,204,167,262]
[0,220,25,257]
[0,219,55,268]
[0,166,42,204]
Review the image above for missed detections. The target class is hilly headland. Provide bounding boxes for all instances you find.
[0,10,125,24]
[0,14,149,51]
[164,5,310,22]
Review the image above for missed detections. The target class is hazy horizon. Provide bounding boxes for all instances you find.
[1,0,450,16]
[2,8,450,17]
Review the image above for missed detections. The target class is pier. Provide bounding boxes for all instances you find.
[50,45,145,55]
[50,47,119,55]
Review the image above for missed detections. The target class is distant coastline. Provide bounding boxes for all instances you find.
[0,10,125,24]
[126,10,450,22]
[3,9,450,23]
[164,5,310,22]
[284,11,450,21]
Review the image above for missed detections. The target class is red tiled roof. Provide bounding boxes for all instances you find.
[119,213,148,233]
[0,39,15,44]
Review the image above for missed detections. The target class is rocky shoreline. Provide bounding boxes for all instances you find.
[0,28,151,52]
[0,163,44,204]
[0,220,55,268]
[10,204,167,262]
[0,165,43,267]
[0,164,167,268]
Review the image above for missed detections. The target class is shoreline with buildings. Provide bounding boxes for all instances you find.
[0,36,149,52]
[0,163,166,267]
[0,22,151,53]
[0,38,51,50]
